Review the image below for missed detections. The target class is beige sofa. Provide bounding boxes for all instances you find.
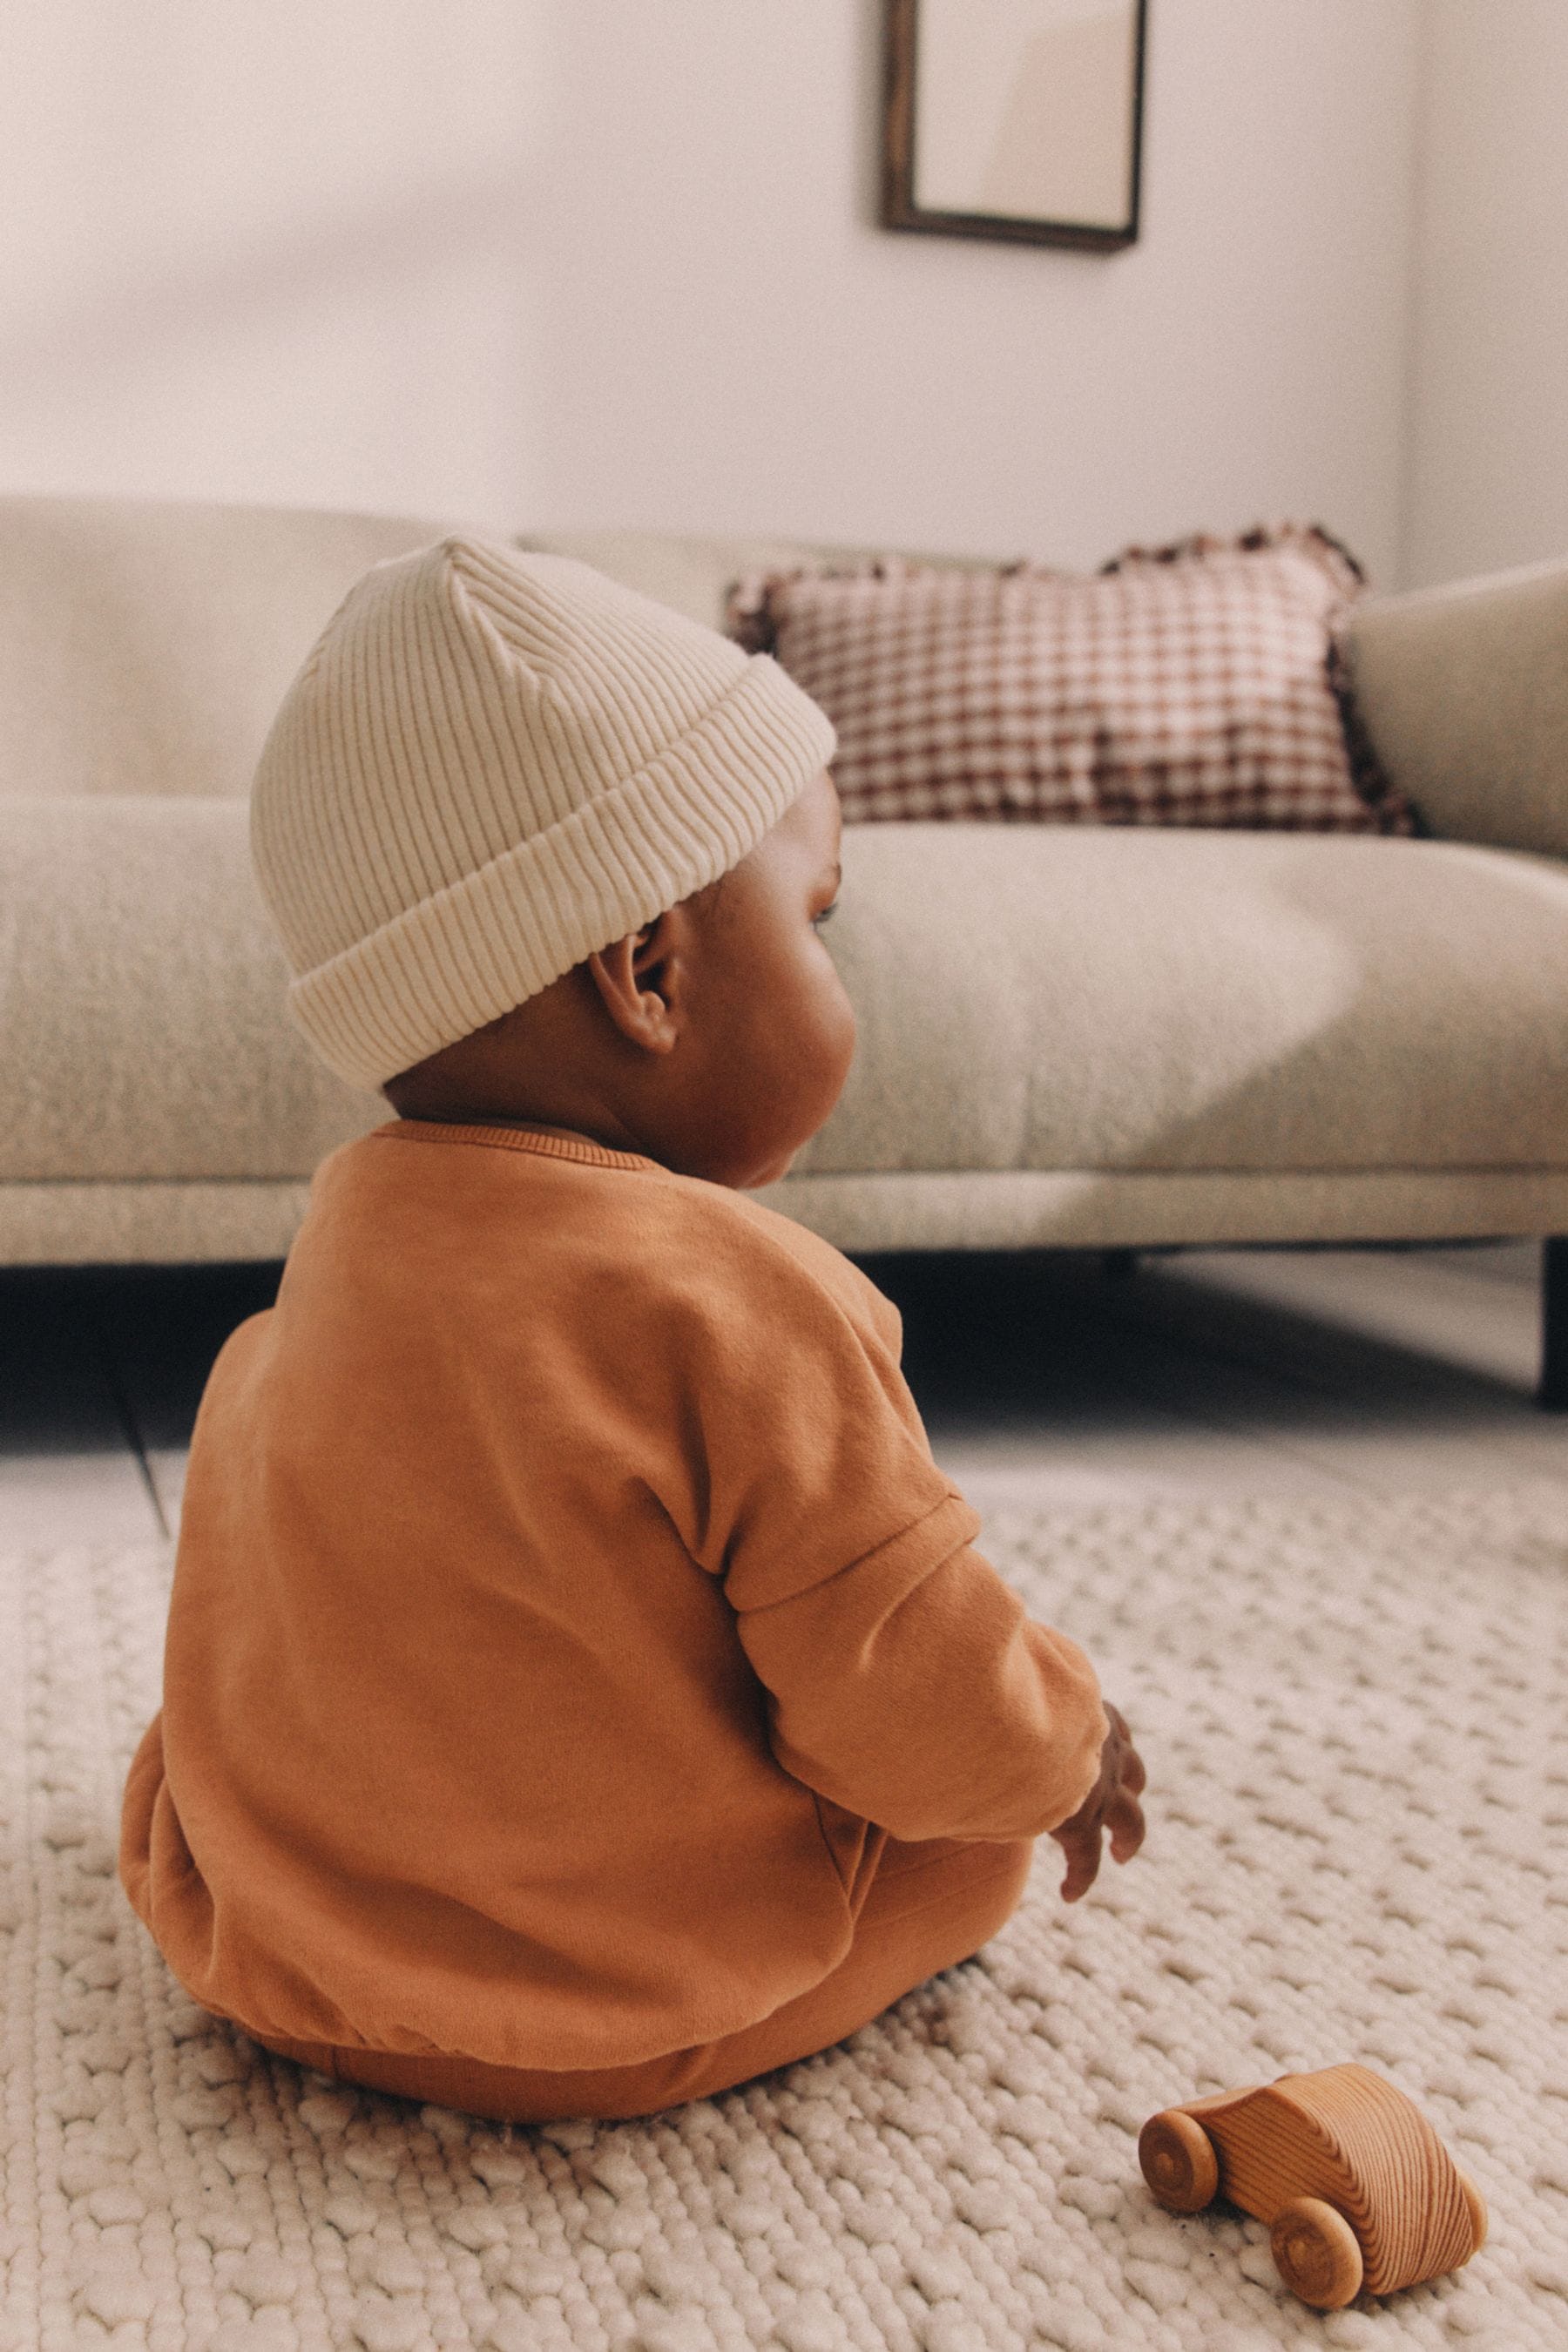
[4,495,1568,1392]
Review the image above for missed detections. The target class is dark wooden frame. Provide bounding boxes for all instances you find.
[881,0,1147,252]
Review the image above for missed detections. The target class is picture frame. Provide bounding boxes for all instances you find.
[881,0,1148,253]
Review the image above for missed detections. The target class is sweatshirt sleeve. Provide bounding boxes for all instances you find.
[672,1215,1107,1844]
[737,1504,1107,1842]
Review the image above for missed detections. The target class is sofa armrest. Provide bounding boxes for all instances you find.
[1339,556,1568,853]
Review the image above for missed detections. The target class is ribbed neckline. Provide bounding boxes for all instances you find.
[374,1119,658,1173]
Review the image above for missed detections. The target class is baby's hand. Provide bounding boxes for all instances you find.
[1051,1701,1146,1903]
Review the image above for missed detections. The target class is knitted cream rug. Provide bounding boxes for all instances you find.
[3,1487,1566,2352]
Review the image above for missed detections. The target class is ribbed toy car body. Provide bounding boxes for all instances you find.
[1139,2063,1487,2309]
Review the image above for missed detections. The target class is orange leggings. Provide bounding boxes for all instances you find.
[260,1833,1035,2124]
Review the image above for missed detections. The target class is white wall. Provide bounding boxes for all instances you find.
[1402,0,1568,588]
[0,1,1422,582]
[519,0,1423,582]
[0,1,544,526]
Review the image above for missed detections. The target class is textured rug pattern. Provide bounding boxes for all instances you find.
[2,1488,1566,2351]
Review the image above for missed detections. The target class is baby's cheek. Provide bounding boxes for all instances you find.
[821,975,857,1098]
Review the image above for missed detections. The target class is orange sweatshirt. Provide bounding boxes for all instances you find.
[120,1122,1105,2072]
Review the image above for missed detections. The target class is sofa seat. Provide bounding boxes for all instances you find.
[0,794,376,1263]
[765,825,1568,1249]
[7,782,1567,1263]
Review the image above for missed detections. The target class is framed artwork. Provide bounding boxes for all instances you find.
[882,0,1148,253]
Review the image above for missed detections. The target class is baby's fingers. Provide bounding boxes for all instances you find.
[1106,1779,1146,1864]
[1102,1704,1147,1799]
[1053,1817,1104,1903]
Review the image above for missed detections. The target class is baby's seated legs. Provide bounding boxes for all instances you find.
[260,1832,1034,2124]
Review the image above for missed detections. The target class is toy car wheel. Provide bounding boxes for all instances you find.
[1270,2196,1364,2309]
[1138,2111,1220,2213]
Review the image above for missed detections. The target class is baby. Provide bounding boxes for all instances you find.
[119,537,1145,2125]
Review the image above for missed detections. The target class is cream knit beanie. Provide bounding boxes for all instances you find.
[250,536,836,1092]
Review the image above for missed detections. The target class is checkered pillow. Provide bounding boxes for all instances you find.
[726,526,1412,834]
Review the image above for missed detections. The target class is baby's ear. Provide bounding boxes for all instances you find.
[585,910,685,1055]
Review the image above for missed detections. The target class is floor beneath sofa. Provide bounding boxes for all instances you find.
[1,1239,1563,1546]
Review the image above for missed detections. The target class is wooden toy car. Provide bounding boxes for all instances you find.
[1138,2064,1487,2309]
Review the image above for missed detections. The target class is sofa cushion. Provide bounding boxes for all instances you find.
[4,501,1563,1271]
[726,531,1411,835]
[7,799,1566,1195]
[0,795,375,1183]
[0,496,466,801]
[791,824,1568,1180]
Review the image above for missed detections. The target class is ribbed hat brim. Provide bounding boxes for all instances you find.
[287,650,835,1090]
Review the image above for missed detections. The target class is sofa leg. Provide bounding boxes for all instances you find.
[1540,1239,1568,1409]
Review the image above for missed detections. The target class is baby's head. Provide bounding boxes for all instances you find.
[251,538,853,1188]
